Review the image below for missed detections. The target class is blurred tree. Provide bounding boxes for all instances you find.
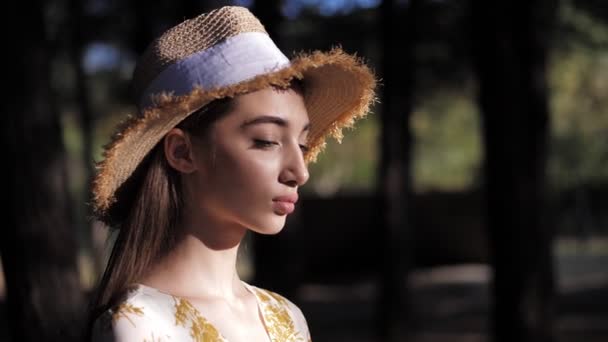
[128,0,161,55]
[252,0,283,42]
[70,0,95,194]
[128,0,205,55]
[376,0,418,340]
[68,0,99,277]
[471,1,557,342]
[1,1,85,341]
[571,0,608,26]
[549,0,608,189]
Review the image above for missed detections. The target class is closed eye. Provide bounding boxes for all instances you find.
[253,139,279,149]
[253,139,309,153]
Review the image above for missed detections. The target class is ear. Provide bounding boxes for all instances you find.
[164,128,197,174]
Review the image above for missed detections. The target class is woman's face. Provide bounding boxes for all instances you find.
[183,87,310,235]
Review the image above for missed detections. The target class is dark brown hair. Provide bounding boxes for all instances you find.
[85,98,233,336]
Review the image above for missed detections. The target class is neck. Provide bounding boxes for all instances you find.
[140,206,248,300]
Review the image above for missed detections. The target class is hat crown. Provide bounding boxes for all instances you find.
[132,6,267,102]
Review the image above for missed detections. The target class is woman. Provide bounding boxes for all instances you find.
[89,5,376,341]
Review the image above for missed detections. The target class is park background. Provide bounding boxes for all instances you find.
[2,0,608,341]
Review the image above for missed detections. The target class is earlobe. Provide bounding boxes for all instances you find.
[164,128,197,174]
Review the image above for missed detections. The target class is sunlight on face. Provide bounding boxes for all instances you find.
[190,87,310,235]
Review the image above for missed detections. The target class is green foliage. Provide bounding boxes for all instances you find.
[301,82,483,195]
[548,1,608,189]
[302,110,379,196]
[411,85,482,192]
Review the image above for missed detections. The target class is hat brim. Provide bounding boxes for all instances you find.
[92,47,377,225]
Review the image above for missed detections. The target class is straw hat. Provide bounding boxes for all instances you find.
[92,6,376,224]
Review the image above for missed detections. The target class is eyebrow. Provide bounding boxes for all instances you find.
[240,115,311,132]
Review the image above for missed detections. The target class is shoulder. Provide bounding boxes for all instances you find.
[90,286,178,342]
[248,285,311,341]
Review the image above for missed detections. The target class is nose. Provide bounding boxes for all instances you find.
[279,143,310,187]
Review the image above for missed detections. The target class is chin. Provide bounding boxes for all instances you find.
[248,215,287,235]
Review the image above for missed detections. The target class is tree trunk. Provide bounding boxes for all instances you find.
[471,1,557,341]
[69,0,100,278]
[376,0,417,340]
[252,0,283,47]
[1,1,85,341]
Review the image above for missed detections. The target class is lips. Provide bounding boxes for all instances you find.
[272,193,298,215]
[273,193,298,204]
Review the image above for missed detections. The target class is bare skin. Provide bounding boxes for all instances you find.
[140,87,310,341]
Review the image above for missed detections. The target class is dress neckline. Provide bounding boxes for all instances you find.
[134,281,272,342]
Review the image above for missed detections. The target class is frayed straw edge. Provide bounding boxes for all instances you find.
[301,48,378,163]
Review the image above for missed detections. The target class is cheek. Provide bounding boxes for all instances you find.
[207,145,279,198]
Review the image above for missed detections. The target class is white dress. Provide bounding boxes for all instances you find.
[91,282,311,341]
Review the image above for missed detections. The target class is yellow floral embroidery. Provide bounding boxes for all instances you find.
[255,289,305,342]
[173,297,223,341]
[112,303,144,327]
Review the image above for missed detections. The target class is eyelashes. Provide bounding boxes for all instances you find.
[253,139,309,153]
[253,139,278,149]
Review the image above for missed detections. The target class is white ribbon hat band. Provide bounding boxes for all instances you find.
[140,32,291,109]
